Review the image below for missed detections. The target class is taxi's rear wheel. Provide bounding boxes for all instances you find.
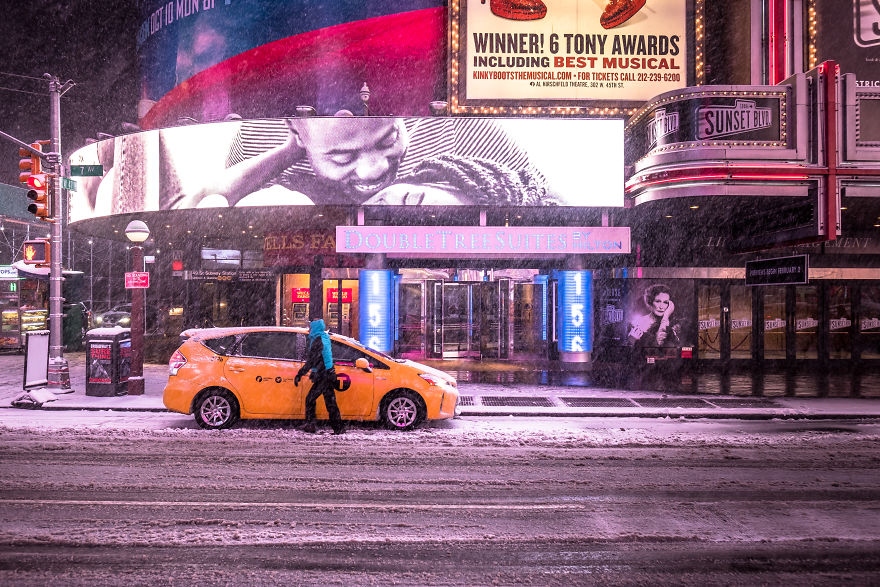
[194,388,240,430]
[380,390,425,431]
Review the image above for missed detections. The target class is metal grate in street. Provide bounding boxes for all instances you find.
[559,397,639,408]
[480,396,556,407]
[634,398,714,409]
[458,396,476,406]
[706,398,779,408]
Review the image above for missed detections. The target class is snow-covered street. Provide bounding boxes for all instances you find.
[1,413,879,585]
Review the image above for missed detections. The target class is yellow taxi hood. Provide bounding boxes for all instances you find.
[400,359,457,386]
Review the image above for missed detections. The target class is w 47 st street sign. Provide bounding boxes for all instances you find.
[125,272,150,289]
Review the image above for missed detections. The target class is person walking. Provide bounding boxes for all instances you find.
[295,318,345,434]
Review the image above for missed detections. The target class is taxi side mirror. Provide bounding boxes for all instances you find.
[355,357,372,373]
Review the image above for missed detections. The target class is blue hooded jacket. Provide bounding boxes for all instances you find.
[307,318,334,372]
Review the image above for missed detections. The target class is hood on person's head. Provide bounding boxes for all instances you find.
[309,319,327,338]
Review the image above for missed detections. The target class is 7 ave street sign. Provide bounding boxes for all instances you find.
[69,165,103,176]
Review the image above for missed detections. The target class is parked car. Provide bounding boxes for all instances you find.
[94,304,131,328]
[163,326,460,431]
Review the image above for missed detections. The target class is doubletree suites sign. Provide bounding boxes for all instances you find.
[745,255,809,286]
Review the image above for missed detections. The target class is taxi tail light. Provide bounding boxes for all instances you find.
[169,349,187,375]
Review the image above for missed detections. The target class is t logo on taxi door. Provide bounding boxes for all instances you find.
[335,373,351,392]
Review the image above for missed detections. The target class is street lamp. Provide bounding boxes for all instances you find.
[125,220,150,395]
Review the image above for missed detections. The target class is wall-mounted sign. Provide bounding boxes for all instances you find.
[745,255,809,286]
[450,0,690,114]
[359,270,394,353]
[337,226,630,257]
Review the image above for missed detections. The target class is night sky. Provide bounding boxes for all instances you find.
[0,1,140,186]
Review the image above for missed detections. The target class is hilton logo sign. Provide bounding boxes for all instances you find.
[696,100,773,140]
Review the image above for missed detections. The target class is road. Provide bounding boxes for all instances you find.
[0,413,879,585]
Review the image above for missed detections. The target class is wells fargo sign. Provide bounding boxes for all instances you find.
[264,230,362,267]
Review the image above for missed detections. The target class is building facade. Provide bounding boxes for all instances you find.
[65,0,880,393]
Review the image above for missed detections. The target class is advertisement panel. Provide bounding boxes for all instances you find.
[814,0,880,86]
[451,0,690,112]
[596,279,694,356]
[136,0,446,127]
[556,270,593,356]
[68,117,623,222]
[359,270,394,352]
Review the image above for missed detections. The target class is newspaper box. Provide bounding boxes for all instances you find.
[85,327,131,396]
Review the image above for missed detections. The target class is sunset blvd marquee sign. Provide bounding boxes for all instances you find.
[337,226,631,257]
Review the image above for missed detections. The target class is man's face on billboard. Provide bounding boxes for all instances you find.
[295,118,409,204]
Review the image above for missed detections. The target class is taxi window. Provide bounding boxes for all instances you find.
[235,332,306,361]
[202,335,238,356]
[331,340,389,369]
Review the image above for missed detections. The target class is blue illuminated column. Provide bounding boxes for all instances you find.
[557,270,593,363]
[359,270,394,353]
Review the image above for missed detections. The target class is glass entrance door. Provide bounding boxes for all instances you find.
[435,282,480,358]
[697,283,753,364]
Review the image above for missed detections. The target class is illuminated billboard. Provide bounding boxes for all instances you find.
[359,270,395,352]
[556,270,593,356]
[136,0,447,127]
[450,0,690,114]
[67,116,623,222]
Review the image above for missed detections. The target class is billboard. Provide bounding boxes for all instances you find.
[67,116,623,222]
[136,0,447,127]
[814,0,880,86]
[451,0,690,113]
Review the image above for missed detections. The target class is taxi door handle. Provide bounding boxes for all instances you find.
[228,367,246,373]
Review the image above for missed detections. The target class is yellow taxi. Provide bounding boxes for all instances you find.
[162,326,459,431]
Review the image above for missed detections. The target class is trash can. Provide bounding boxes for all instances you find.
[85,327,132,397]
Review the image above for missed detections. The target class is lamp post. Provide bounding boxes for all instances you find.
[88,240,93,317]
[125,220,150,396]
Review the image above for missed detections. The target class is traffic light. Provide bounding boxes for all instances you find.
[25,173,54,219]
[22,239,50,266]
[18,142,43,185]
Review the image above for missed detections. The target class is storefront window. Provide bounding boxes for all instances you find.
[697,284,722,360]
[827,285,852,360]
[282,274,311,327]
[763,288,786,359]
[794,285,818,360]
[860,285,880,360]
[730,285,752,360]
[324,279,359,338]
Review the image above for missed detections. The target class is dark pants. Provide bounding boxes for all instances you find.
[304,374,343,432]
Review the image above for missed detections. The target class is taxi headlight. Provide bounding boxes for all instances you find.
[419,373,454,388]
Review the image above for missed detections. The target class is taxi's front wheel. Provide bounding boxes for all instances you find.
[194,388,240,430]
[380,390,426,431]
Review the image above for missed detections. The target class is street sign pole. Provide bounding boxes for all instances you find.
[47,74,74,390]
